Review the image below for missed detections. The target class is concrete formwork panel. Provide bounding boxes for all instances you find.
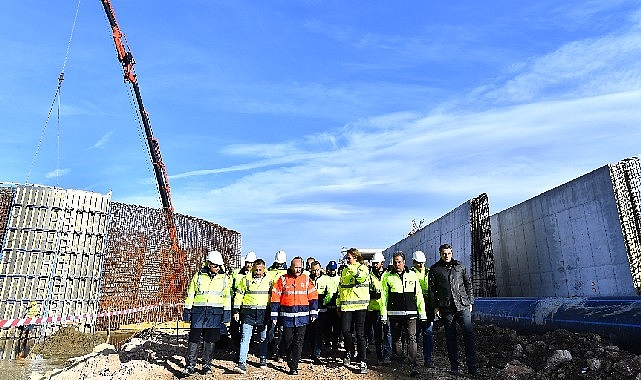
[0,183,243,334]
[491,159,640,297]
[0,185,110,334]
[384,193,497,297]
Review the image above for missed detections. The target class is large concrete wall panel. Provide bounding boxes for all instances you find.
[491,163,637,297]
[385,201,471,268]
[384,194,497,297]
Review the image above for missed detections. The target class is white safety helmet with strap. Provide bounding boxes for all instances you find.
[244,251,257,263]
[275,250,287,264]
[412,250,426,263]
[372,251,385,263]
[206,250,225,266]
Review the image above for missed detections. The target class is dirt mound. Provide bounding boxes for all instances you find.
[29,326,106,359]
[29,324,641,380]
[470,325,641,379]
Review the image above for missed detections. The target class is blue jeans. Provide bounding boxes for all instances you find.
[420,320,434,362]
[238,322,268,365]
[442,308,477,371]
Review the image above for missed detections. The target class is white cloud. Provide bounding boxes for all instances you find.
[92,131,113,149]
[45,168,70,178]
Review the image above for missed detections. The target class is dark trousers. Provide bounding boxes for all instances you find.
[188,327,220,344]
[442,308,477,371]
[341,309,367,362]
[313,312,327,358]
[390,317,417,365]
[313,308,340,357]
[365,310,386,361]
[282,325,307,370]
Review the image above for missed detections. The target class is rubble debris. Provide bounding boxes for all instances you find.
[25,324,641,380]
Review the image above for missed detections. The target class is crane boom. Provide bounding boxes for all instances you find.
[99,0,179,252]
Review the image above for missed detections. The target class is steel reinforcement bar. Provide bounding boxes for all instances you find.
[97,202,241,330]
[470,193,497,297]
[609,157,641,295]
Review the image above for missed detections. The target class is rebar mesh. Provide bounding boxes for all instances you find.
[96,202,241,329]
[609,157,641,295]
[470,193,497,297]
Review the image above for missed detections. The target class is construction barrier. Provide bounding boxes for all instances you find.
[0,303,183,329]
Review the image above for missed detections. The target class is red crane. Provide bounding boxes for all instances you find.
[100,0,185,295]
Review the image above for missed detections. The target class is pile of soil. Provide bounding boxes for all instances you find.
[30,326,107,359]
[29,324,641,380]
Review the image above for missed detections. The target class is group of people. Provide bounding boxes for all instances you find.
[182,244,479,377]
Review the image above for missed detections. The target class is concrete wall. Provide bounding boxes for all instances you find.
[491,165,637,297]
[384,194,497,297]
[384,201,472,269]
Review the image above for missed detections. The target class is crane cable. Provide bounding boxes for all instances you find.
[25,0,83,186]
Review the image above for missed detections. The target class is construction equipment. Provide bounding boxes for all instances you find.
[99,0,184,295]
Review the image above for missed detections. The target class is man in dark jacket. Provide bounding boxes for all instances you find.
[429,244,479,376]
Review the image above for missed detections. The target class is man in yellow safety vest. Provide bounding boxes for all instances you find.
[232,258,273,374]
[381,251,426,377]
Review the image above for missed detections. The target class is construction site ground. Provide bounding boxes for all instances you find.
[14,323,641,380]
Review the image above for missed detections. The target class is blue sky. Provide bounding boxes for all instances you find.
[2,1,641,266]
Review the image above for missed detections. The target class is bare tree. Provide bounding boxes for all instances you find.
[407,218,425,237]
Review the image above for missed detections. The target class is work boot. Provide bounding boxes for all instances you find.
[201,342,215,373]
[259,357,267,369]
[359,361,368,374]
[233,362,247,374]
[343,352,351,366]
[185,341,199,374]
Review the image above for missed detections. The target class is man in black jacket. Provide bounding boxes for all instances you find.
[429,244,479,376]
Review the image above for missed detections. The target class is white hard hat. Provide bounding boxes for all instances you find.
[206,250,225,266]
[372,251,385,263]
[412,250,426,263]
[244,251,257,263]
[275,250,287,264]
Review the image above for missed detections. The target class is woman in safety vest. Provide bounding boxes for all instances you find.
[183,250,232,374]
[337,248,370,374]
